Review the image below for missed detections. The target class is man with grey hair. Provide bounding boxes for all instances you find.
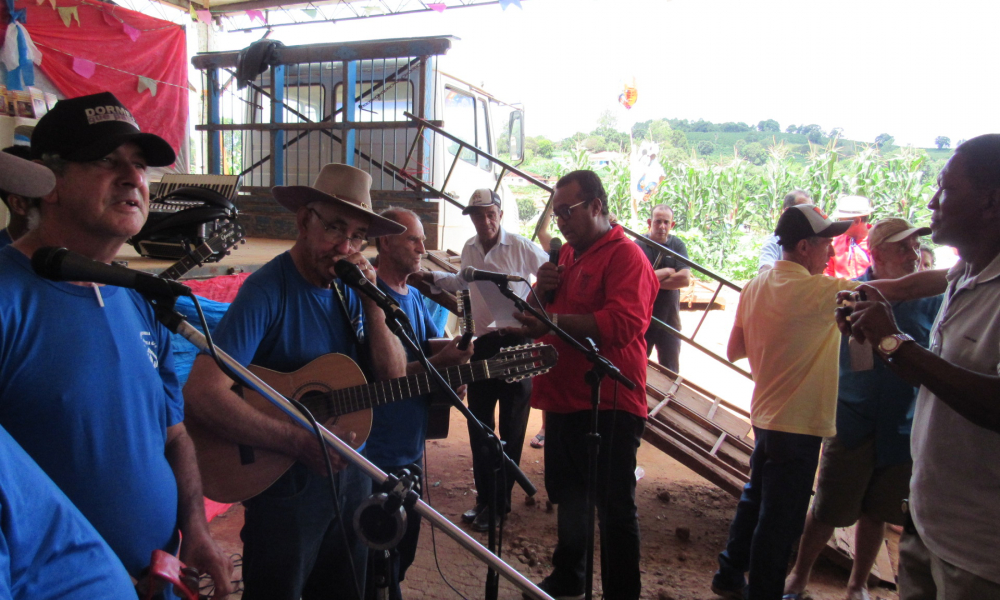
[784,217,942,600]
[367,206,472,599]
[758,189,812,272]
[0,91,232,595]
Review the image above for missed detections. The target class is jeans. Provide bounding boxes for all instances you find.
[645,324,681,374]
[241,460,370,600]
[365,462,423,600]
[545,410,645,600]
[716,427,822,600]
[467,332,533,512]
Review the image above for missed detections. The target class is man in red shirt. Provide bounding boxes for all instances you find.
[509,170,658,600]
[824,195,873,279]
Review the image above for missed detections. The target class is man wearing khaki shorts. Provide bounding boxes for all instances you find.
[784,218,943,600]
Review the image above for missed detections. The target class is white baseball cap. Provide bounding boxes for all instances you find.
[462,188,501,215]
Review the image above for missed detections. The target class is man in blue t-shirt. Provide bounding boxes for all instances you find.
[368,207,472,600]
[0,92,231,594]
[185,164,410,600]
[0,425,136,599]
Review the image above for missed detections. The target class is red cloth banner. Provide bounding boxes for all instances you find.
[8,0,187,163]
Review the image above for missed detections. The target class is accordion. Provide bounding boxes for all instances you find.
[130,175,241,262]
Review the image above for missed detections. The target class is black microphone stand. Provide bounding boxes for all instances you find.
[137,291,552,600]
[371,287,537,600]
[494,283,636,600]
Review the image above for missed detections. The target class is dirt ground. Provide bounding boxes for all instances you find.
[206,301,900,600]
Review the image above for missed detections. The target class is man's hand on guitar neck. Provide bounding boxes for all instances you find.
[410,336,474,375]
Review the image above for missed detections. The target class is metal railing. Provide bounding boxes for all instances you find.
[191,37,452,191]
[389,112,750,380]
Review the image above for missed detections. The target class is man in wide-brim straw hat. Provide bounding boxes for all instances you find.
[186,163,409,600]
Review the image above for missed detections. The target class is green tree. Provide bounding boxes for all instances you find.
[667,130,688,150]
[758,119,780,132]
[536,137,555,158]
[582,136,607,153]
[807,130,823,144]
[875,133,895,149]
[720,121,751,132]
[696,140,715,156]
[785,124,798,133]
[934,136,951,149]
[828,127,844,139]
[741,142,768,165]
[649,120,674,144]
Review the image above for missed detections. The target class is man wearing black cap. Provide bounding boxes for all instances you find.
[184,163,408,600]
[0,92,233,596]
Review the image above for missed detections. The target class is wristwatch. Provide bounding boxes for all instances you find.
[878,333,914,356]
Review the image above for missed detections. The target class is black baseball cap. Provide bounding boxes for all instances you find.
[30,92,175,167]
[774,204,851,247]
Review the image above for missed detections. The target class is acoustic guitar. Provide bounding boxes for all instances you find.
[190,343,557,503]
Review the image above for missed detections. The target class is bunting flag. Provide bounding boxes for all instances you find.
[57,6,80,26]
[71,56,95,78]
[246,9,264,22]
[2,21,42,89]
[302,8,318,17]
[428,3,446,12]
[122,23,140,41]
[196,9,212,24]
[499,0,521,9]
[189,3,198,21]
[137,76,157,96]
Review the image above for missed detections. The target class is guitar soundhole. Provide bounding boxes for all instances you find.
[299,389,337,428]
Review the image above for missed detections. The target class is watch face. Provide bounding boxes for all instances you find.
[880,337,900,353]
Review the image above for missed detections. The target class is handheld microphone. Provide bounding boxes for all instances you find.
[460,266,525,284]
[545,237,563,305]
[31,247,193,298]
[333,259,407,321]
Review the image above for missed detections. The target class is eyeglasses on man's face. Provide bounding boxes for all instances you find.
[552,199,591,221]
[309,207,368,250]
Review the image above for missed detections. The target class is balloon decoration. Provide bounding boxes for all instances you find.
[618,77,638,110]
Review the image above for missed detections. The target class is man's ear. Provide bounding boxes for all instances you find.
[295,205,311,236]
[795,238,810,255]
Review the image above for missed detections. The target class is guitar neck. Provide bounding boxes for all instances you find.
[313,360,489,421]
[160,244,214,280]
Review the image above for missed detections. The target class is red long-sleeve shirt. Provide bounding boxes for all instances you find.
[531,225,658,418]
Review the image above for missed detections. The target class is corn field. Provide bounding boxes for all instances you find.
[595,140,940,281]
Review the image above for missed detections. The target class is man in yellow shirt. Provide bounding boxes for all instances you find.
[712,204,859,600]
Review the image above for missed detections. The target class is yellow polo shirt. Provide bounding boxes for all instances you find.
[735,260,860,437]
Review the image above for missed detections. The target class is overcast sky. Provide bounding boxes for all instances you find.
[187,0,999,147]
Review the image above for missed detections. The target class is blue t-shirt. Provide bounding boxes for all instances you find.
[211,251,366,371]
[836,268,944,467]
[365,280,442,469]
[0,426,135,599]
[0,245,183,576]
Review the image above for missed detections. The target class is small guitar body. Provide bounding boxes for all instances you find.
[190,344,557,503]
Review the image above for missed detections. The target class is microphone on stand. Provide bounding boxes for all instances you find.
[460,266,525,284]
[544,237,563,306]
[334,259,408,322]
[31,246,193,297]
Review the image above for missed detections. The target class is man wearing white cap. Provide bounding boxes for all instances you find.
[712,205,943,600]
[0,91,232,595]
[824,194,874,279]
[185,163,408,600]
[0,146,36,248]
[411,188,548,532]
[784,218,942,600]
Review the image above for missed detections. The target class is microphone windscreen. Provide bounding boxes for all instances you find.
[334,259,365,286]
[548,238,563,265]
[31,247,68,281]
[460,266,476,283]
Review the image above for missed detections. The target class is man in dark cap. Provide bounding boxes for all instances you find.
[0,92,232,596]
[185,163,409,600]
[712,204,944,600]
